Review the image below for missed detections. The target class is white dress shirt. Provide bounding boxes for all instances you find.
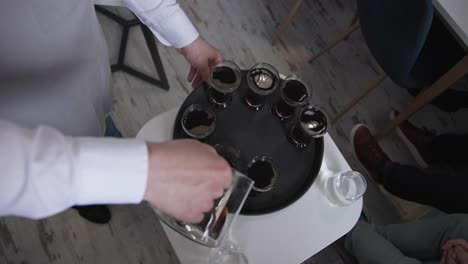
[0,0,198,219]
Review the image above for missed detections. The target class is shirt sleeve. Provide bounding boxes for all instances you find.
[123,0,199,48]
[0,120,148,219]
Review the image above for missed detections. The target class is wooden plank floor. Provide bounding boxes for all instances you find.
[2,0,467,263]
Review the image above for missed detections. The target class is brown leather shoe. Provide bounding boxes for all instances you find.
[351,124,392,183]
[390,110,435,168]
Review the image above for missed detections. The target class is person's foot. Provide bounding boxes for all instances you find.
[390,110,436,168]
[73,205,111,224]
[351,124,392,183]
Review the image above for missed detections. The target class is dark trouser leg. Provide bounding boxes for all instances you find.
[104,115,123,138]
[431,134,468,163]
[381,162,468,214]
[408,88,468,113]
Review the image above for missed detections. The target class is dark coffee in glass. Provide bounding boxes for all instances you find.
[247,156,279,194]
[244,63,279,110]
[208,60,241,108]
[181,104,216,140]
[289,104,328,148]
[193,206,228,240]
[273,76,310,120]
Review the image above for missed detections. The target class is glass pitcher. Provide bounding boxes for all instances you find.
[154,170,253,247]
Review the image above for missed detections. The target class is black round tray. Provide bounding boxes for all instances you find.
[173,71,324,215]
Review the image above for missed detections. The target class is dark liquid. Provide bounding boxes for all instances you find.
[212,66,237,84]
[249,68,276,91]
[290,124,309,149]
[194,206,228,239]
[248,160,276,190]
[183,109,215,137]
[244,89,265,110]
[273,99,295,119]
[209,88,231,107]
[300,109,327,135]
[284,80,308,103]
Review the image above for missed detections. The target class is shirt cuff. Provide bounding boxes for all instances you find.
[71,137,148,205]
[149,9,199,48]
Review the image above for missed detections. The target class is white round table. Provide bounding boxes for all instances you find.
[137,106,362,264]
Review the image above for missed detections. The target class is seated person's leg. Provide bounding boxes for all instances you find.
[392,111,468,166]
[375,214,468,261]
[381,163,468,214]
[407,14,466,113]
[432,134,468,164]
[345,221,421,264]
[352,124,468,214]
[407,88,468,113]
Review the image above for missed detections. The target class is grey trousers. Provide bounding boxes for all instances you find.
[345,214,468,264]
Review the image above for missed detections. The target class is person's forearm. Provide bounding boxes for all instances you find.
[0,120,148,219]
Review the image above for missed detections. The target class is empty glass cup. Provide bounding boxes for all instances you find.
[208,60,242,108]
[272,75,311,120]
[154,170,254,247]
[247,156,279,195]
[324,171,367,206]
[209,230,249,264]
[288,104,329,149]
[243,63,280,110]
[181,104,216,140]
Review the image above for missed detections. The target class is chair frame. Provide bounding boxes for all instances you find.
[95,5,170,91]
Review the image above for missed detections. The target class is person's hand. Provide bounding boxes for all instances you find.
[453,245,468,263]
[143,139,231,223]
[442,239,468,252]
[441,239,468,264]
[179,37,223,88]
[442,247,457,264]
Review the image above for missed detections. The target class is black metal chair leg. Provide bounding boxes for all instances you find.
[140,24,170,91]
[95,6,170,91]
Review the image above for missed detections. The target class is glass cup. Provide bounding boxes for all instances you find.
[246,156,279,195]
[208,60,242,108]
[181,104,216,140]
[324,171,367,206]
[209,229,249,264]
[272,76,311,120]
[288,104,329,149]
[154,170,254,247]
[209,243,248,264]
[243,63,280,110]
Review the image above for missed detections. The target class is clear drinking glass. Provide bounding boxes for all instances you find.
[324,171,367,206]
[209,229,249,264]
[181,104,216,140]
[272,75,311,120]
[244,63,280,110]
[288,104,329,149]
[208,60,242,108]
[154,170,254,247]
